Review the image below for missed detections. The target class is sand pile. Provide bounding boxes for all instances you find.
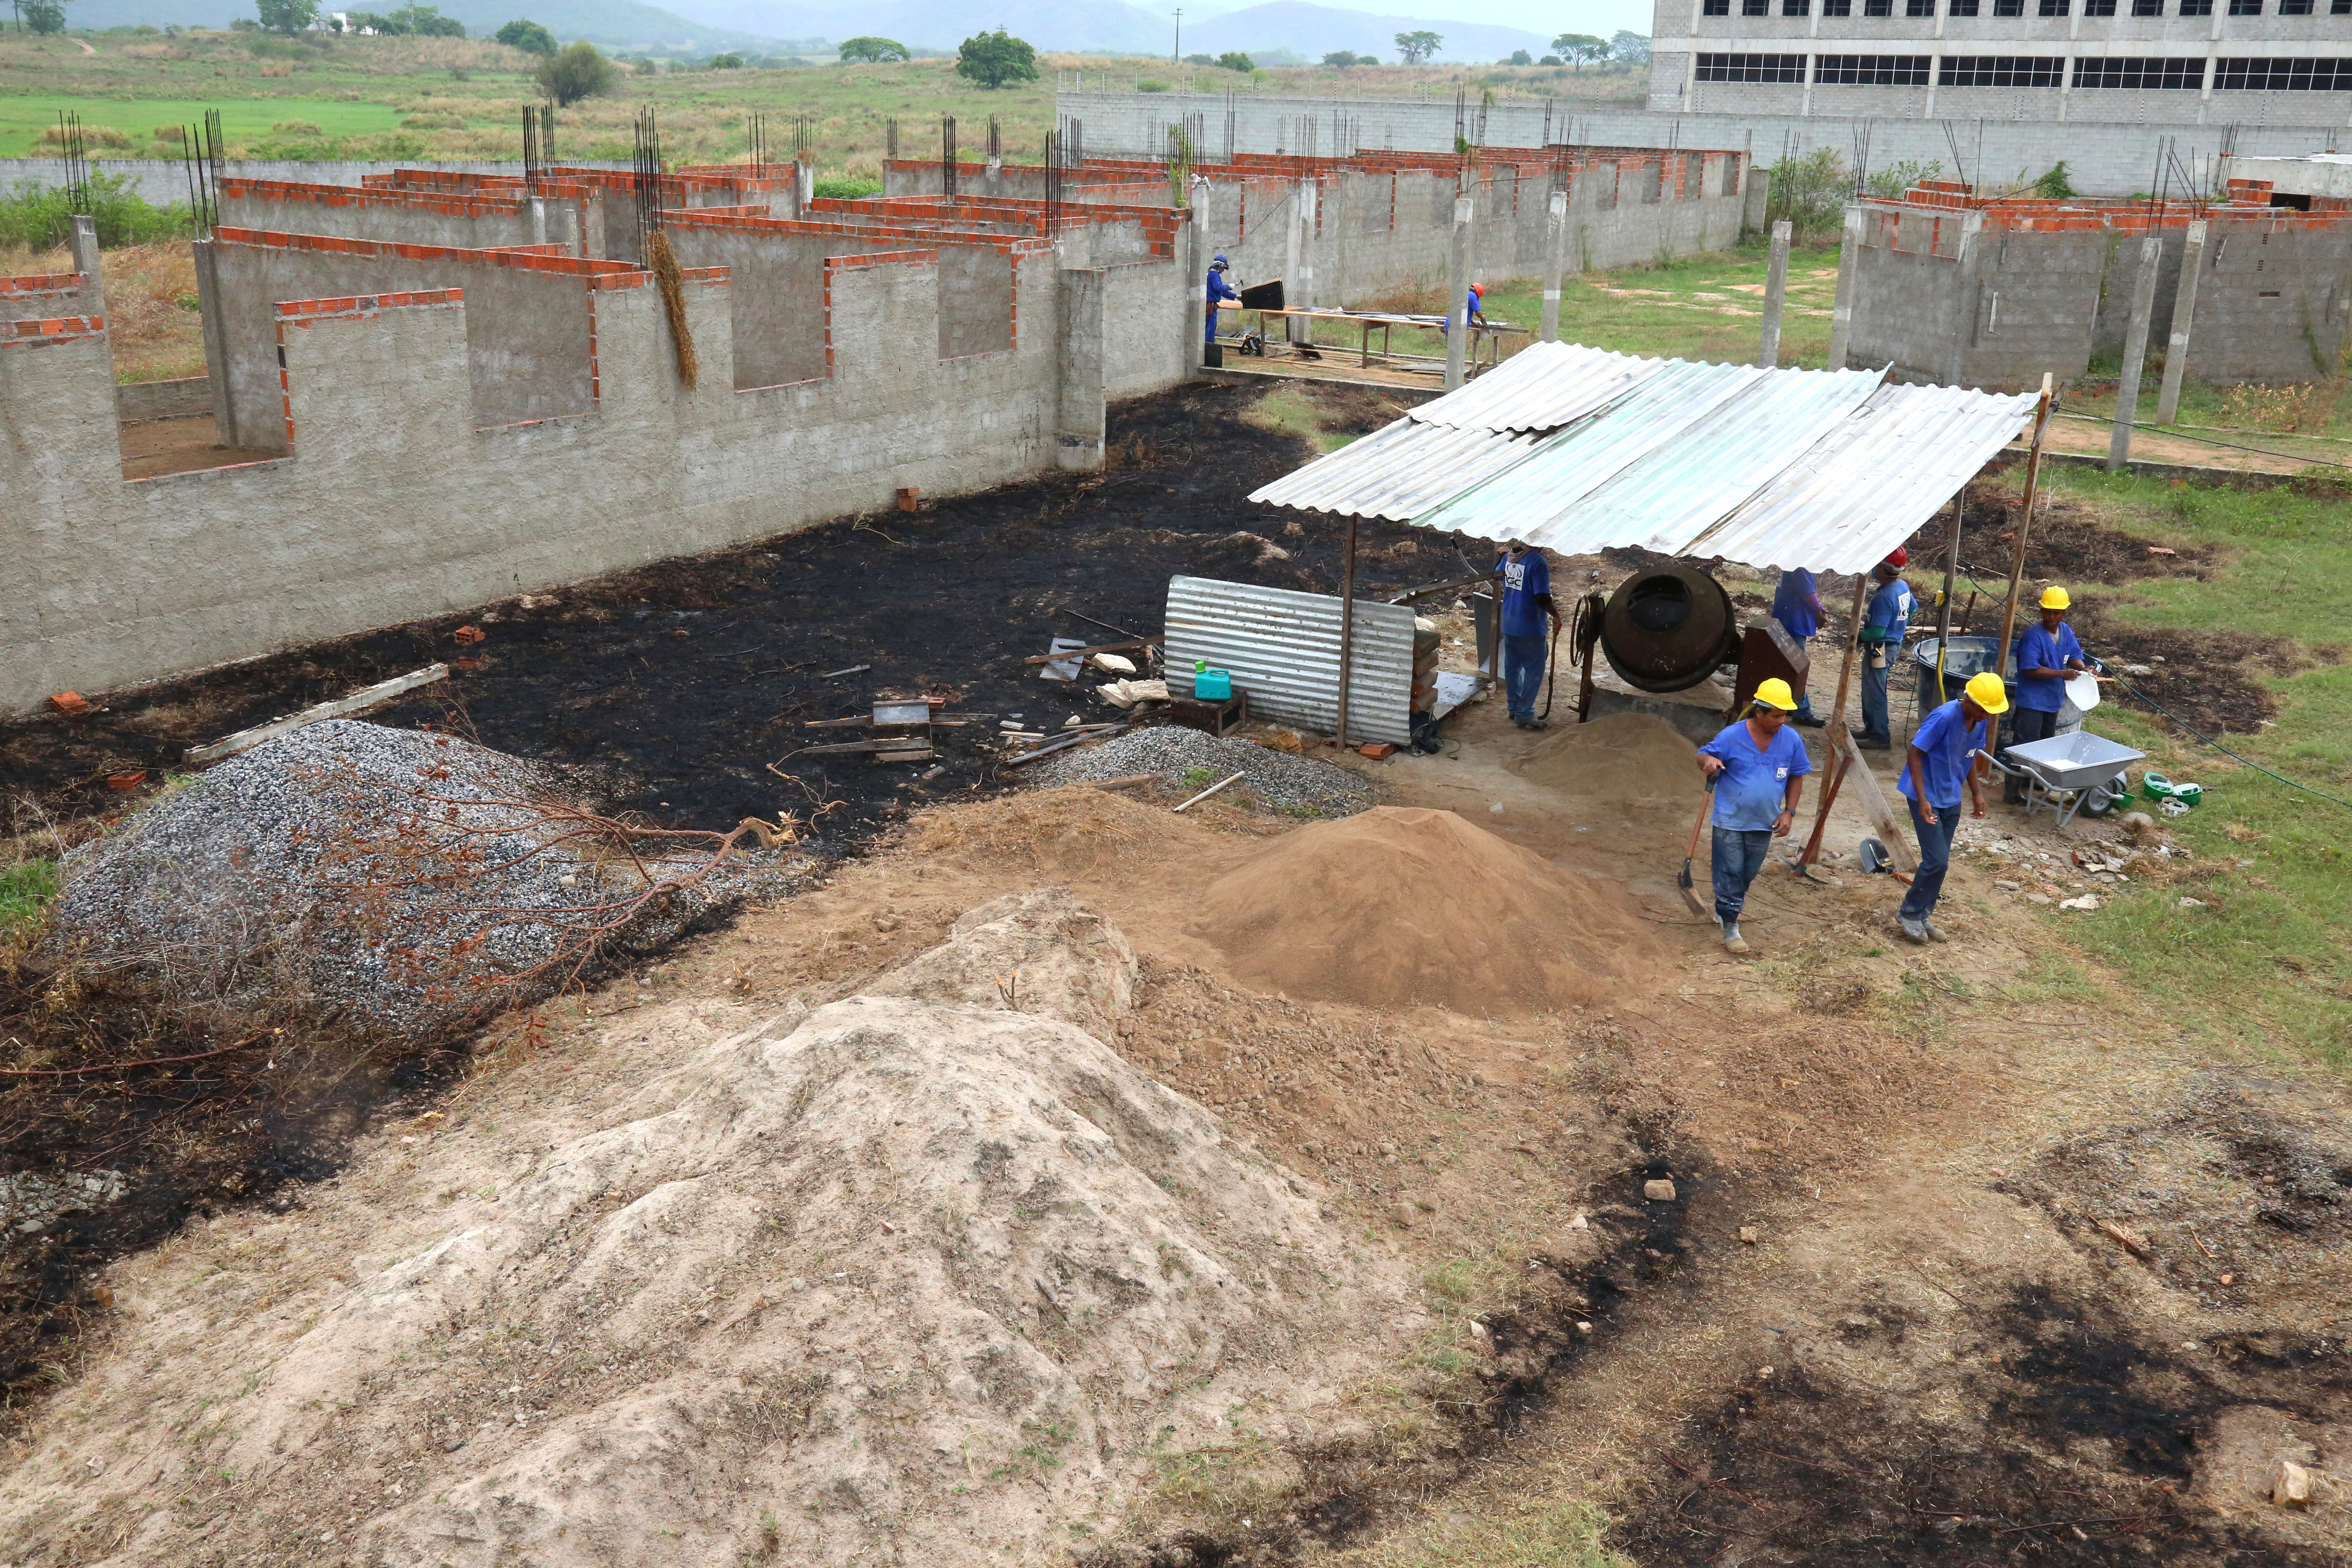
[1189,806,1664,1014]
[1508,710,1703,806]
[0,891,1417,1567]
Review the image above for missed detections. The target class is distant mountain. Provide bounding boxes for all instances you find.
[665,0,1176,53]
[70,0,788,53]
[1191,1,1552,63]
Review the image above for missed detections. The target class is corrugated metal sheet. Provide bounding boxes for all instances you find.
[1162,576,1417,745]
[1688,382,2041,572]
[1246,341,2040,575]
[1244,417,1544,523]
[1409,359,1775,537]
[1408,340,1666,433]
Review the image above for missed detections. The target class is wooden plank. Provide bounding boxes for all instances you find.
[186,664,449,763]
[796,739,934,757]
[1001,726,1129,768]
[1018,639,1150,666]
[1828,722,1918,875]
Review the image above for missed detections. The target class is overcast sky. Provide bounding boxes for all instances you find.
[1150,0,1661,42]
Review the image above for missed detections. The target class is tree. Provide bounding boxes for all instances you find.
[1214,50,1252,72]
[1552,32,1606,66]
[1393,29,1440,64]
[707,51,742,67]
[23,0,67,32]
[537,39,613,105]
[1184,51,1215,65]
[1539,54,1561,65]
[1321,49,1361,66]
[495,18,557,53]
[1505,49,1530,65]
[1609,29,1651,63]
[955,28,1036,89]
[256,0,317,34]
[837,35,908,61]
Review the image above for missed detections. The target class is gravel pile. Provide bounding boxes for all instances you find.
[1023,725,1374,817]
[48,720,790,1046]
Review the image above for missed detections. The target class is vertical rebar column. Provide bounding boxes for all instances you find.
[2154,219,2206,425]
[941,116,957,199]
[633,107,664,253]
[1756,218,1791,368]
[2107,236,2163,472]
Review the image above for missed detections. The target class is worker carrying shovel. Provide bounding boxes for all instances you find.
[1694,677,1811,956]
[1894,670,2007,944]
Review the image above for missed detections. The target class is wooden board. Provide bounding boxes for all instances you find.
[1829,722,1919,875]
[187,664,448,763]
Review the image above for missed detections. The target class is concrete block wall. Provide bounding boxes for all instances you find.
[1058,89,2352,199]
[0,272,87,325]
[220,176,599,258]
[2,204,1195,714]
[114,376,211,423]
[1842,185,2352,389]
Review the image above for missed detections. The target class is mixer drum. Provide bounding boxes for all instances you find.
[1597,563,1740,693]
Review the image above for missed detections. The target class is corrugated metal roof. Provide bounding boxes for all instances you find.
[1163,576,1417,745]
[1246,343,2039,575]
[1408,340,1665,433]
[1243,417,1545,524]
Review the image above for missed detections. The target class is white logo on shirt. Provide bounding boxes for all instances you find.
[1775,766,1788,778]
[1502,559,1529,592]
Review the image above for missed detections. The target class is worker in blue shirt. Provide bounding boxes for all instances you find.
[1695,677,1811,955]
[1204,253,1239,346]
[1854,550,1915,751]
[1770,566,1826,726]
[1437,283,1486,334]
[2002,584,2090,803]
[1894,670,2005,944]
[1495,539,1559,728]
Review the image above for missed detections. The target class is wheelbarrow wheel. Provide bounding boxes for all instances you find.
[2080,771,2129,818]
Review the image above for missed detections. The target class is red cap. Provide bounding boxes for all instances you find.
[1883,548,1908,568]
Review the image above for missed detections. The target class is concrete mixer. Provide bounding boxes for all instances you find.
[1567,562,1810,725]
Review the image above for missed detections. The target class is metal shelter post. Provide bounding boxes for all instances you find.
[1336,514,1358,746]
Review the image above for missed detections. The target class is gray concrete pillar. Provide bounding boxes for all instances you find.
[1742,163,1771,240]
[191,236,234,448]
[1286,177,1314,345]
[2154,220,2206,426]
[69,214,105,325]
[1057,267,1107,471]
[1826,205,1862,371]
[1944,211,1985,388]
[1185,209,1206,375]
[985,156,1002,198]
[2107,236,2163,473]
[1540,187,1566,343]
[529,195,548,248]
[1443,194,1470,391]
[1757,218,1791,369]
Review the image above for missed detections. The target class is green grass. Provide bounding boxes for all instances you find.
[2023,466,2352,1071]
[0,860,58,944]
[0,97,409,160]
[1372,1499,1634,1568]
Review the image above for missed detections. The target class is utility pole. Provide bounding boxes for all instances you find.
[1172,8,1180,62]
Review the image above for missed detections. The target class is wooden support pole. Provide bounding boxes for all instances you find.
[1336,513,1358,745]
[1798,571,1871,866]
[1992,373,2057,759]
[1796,753,1850,869]
[1933,487,1962,705]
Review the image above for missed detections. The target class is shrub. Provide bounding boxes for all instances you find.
[0,172,196,251]
[38,124,134,150]
[1214,50,1252,72]
[272,118,324,134]
[494,18,557,54]
[1765,145,1852,243]
[1863,157,1942,200]
[707,51,742,68]
[2034,161,2077,200]
[811,174,881,200]
[537,39,613,105]
[1137,77,1170,91]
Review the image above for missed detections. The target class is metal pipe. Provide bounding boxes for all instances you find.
[1336,513,1358,746]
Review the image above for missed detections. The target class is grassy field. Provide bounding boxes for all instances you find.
[2018,468,2352,1072]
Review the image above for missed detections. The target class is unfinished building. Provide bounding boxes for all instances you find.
[1838,178,2352,391]
[4,141,1748,718]
[886,145,1751,310]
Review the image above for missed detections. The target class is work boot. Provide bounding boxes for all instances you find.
[1857,737,1891,752]
[1722,920,1750,956]
[1923,920,1950,943]
[1524,716,1549,731]
[1898,916,1930,944]
[1792,714,1825,728]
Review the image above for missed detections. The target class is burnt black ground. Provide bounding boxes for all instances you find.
[2,381,1431,854]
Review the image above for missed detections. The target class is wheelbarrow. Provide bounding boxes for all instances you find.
[1981,728,2145,829]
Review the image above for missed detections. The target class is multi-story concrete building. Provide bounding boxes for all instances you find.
[1648,0,2352,127]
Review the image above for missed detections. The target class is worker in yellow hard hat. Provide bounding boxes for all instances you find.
[1893,669,2005,944]
[2003,584,2091,804]
[1693,677,1812,955]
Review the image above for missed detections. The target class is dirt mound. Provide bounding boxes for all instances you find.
[1507,710,1699,804]
[0,892,1417,1566]
[45,719,778,1045]
[1189,806,1666,1015]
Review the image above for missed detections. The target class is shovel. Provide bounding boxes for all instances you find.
[1678,777,1715,918]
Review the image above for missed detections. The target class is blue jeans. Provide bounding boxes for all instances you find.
[1503,633,1547,719]
[1710,826,1771,923]
[1860,652,1892,743]
[1900,793,1961,923]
